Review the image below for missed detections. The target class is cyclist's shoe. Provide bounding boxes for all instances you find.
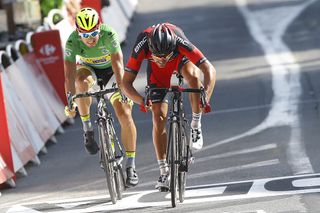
[191,127,203,150]
[126,167,139,187]
[83,130,99,155]
[155,173,170,191]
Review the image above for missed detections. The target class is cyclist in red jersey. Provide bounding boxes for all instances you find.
[123,23,216,190]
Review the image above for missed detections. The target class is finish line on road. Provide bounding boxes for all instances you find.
[7,173,320,212]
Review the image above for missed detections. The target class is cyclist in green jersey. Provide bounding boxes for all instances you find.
[64,7,138,187]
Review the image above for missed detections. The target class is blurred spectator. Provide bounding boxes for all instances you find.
[40,0,63,18]
[63,0,81,26]
[101,0,110,7]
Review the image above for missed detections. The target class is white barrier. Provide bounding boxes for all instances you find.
[0,52,38,172]
[101,0,129,42]
[0,46,66,182]
[25,31,34,52]
[7,45,62,138]
[6,64,58,141]
[14,41,67,125]
[45,9,74,48]
[0,151,15,187]
[118,0,137,20]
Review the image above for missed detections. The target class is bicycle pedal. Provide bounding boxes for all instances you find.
[99,161,105,170]
[188,157,195,165]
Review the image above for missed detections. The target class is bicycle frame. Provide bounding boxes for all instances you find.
[72,82,125,204]
[168,88,191,167]
[142,75,211,207]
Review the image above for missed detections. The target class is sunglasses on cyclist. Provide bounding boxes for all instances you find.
[151,52,174,63]
[78,29,100,38]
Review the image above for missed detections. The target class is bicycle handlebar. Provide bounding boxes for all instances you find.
[141,86,211,113]
[72,87,119,101]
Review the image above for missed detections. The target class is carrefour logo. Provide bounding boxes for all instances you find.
[39,44,56,56]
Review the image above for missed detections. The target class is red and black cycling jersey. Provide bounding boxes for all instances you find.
[125,23,207,88]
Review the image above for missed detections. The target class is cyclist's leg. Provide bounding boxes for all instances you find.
[180,61,204,150]
[75,66,94,115]
[75,65,99,154]
[111,95,138,187]
[99,69,138,186]
[151,102,168,161]
[151,94,170,190]
[180,61,202,114]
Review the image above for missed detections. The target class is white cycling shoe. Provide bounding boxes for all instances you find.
[191,127,203,150]
[155,173,170,191]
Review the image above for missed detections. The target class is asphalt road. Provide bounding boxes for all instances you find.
[2,0,320,212]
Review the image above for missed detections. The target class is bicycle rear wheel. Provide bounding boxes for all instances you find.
[178,124,188,203]
[169,122,179,208]
[99,120,117,204]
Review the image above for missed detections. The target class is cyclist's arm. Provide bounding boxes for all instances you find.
[122,30,148,104]
[198,60,216,101]
[177,40,216,101]
[111,50,124,89]
[122,72,144,105]
[64,32,78,96]
[64,60,77,96]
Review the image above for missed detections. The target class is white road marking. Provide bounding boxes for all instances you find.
[232,0,315,175]
[224,211,266,213]
[8,173,320,212]
[293,177,320,188]
[6,206,41,213]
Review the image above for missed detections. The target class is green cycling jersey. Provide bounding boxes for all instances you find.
[64,24,121,69]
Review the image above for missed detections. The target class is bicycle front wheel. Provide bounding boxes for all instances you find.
[178,124,188,203]
[169,122,179,208]
[108,121,125,200]
[115,164,125,200]
[99,120,117,204]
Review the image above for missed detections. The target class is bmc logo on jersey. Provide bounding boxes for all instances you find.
[39,44,56,56]
[134,36,147,53]
[176,37,188,46]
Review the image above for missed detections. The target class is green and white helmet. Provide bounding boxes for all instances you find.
[75,7,100,31]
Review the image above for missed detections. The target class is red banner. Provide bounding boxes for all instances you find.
[0,69,14,182]
[81,0,102,20]
[31,30,67,105]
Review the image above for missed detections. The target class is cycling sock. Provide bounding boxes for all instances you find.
[158,159,169,175]
[191,112,202,129]
[81,114,93,132]
[126,151,136,169]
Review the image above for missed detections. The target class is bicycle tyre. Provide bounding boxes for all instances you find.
[99,120,117,204]
[116,164,125,200]
[170,122,179,208]
[178,124,188,203]
[108,121,125,200]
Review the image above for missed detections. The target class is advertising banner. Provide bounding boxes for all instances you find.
[31,30,66,105]
[0,69,14,181]
[20,54,67,123]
